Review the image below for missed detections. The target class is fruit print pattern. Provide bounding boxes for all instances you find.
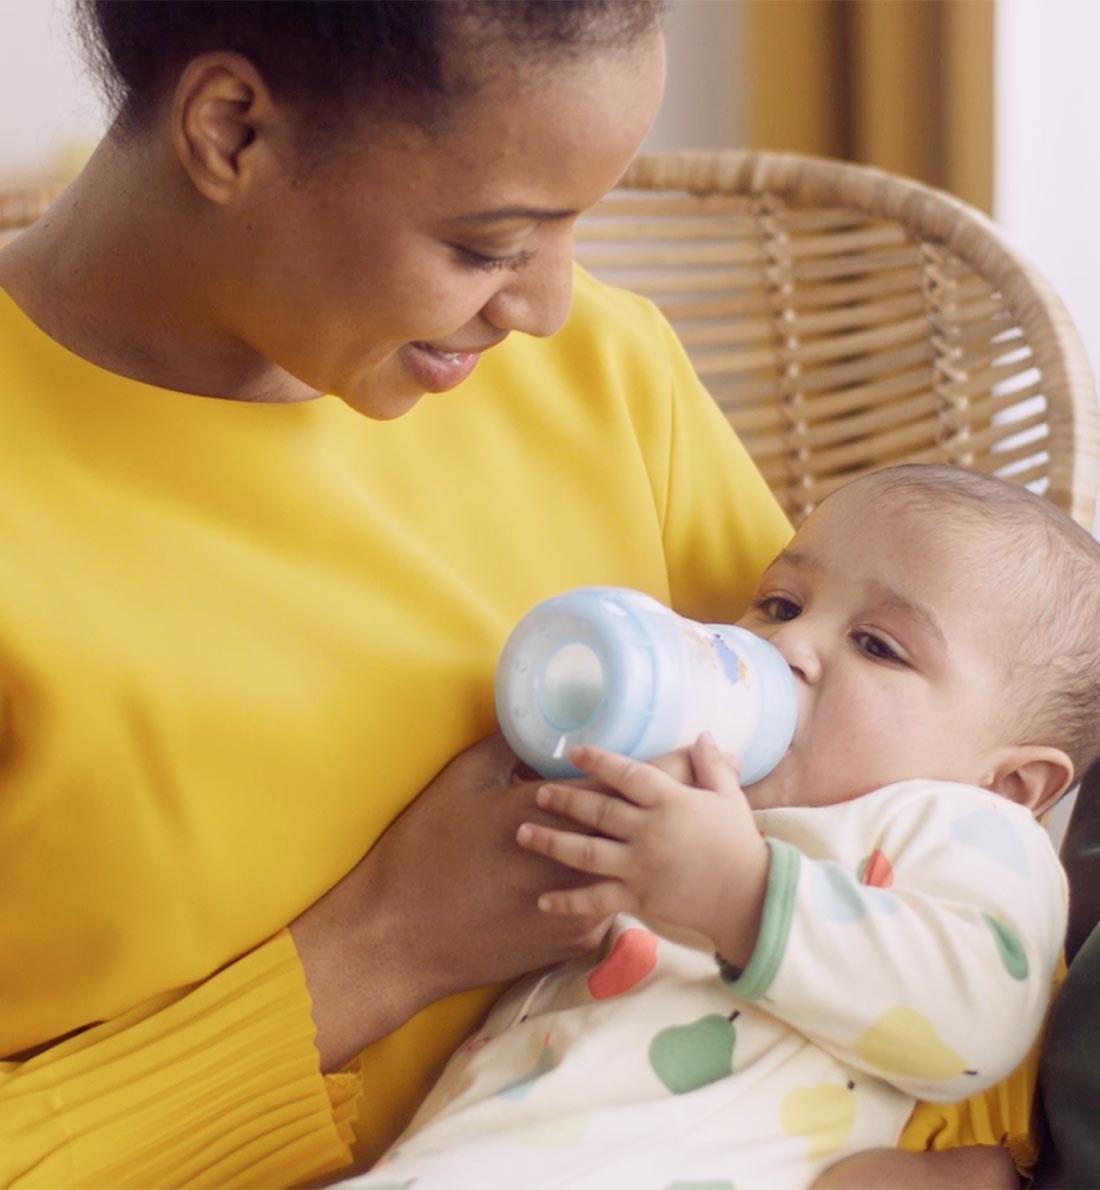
[587,927,660,999]
[347,781,1065,1190]
[779,1079,857,1159]
[648,1012,739,1094]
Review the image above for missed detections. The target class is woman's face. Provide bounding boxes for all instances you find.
[217,35,666,418]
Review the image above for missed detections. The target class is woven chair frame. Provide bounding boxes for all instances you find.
[577,151,1100,530]
[4,158,1098,529]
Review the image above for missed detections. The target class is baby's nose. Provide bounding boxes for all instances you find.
[770,623,821,685]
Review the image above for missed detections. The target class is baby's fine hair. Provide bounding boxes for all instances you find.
[846,464,1100,780]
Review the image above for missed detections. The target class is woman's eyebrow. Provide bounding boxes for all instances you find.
[454,206,577,224]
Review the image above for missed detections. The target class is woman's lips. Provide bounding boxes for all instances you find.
[400,339,497,393]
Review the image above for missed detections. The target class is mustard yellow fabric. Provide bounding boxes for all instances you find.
[899,963,1066,1179]
[0,268,792,1186]
[901,1041,1044,1176]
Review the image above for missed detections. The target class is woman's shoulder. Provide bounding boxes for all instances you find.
[564,264,670,346]
[493,265,673,373]
[471,266,687,424]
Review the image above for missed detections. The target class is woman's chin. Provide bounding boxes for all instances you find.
[334,371,427,420]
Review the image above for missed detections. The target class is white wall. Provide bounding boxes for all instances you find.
[0,0,104,182]
[0,0,742,180]
[995,0,1100,533]
[645,0,743,153]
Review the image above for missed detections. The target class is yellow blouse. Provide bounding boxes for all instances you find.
[0,269,794,1185]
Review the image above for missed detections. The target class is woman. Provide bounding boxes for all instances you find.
[0,2,787,1183]
[0,3,1040,1185]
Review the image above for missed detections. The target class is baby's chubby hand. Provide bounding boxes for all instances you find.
[516,734,770,967]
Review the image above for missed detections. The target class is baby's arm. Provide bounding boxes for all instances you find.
[516,734,771,967]
[519,746,1067,1104]
[726,782,1065,1102]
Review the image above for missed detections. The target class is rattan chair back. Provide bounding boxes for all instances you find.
[576,151,1100,529]
[4,159,1098,529]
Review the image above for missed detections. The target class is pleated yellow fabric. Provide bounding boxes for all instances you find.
[0,931,356,1188]
[0,267,792,1184]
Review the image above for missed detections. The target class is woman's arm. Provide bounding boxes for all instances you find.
[3,734,607,1186]
[814,1145,1019,1189]
[290,733,610,1072]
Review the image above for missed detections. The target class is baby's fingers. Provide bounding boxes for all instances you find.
[516,822,627,878]
[536,783,642,839]
[538,880,638,917]
[565,745,678,807]
[690,732,743,796]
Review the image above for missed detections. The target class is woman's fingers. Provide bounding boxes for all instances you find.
[565,744,680,807]
[535,782,642,838]
[516,821,628,878]
[690,732,743,795]
[537,880,637,917]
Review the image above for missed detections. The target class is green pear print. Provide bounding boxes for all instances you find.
[983,913,1029,980]
[780,1079,857,1158]
[854,1007,975,1080]
[649,1012,738,1094]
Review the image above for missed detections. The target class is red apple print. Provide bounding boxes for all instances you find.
[587,928,659,999]
[859,849,894,888]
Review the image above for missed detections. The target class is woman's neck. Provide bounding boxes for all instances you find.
[0,137,317,403]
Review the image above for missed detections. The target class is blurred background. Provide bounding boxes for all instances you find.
[0,0,1097,393]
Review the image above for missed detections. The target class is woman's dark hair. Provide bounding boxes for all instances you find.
[74,0,665,139]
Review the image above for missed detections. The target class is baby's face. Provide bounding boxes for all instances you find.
[737,486,1018,810]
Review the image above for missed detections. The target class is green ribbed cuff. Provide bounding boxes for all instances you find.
[718,836,800,1001]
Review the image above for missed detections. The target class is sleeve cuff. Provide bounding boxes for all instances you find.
[2,930,358,1188]
[717,836,800,1001]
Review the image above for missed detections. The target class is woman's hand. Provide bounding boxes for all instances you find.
[516,734,770,966]
[812,1145,1019,1189]
[289,733,611,1071]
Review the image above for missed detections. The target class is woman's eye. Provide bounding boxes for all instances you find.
[754,595,801,622]
[853,631,904,664]
[452,245,535,273]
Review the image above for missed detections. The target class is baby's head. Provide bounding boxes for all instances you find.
[739,463,1100,815]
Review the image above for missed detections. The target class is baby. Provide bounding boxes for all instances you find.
[351,464,1100,1190]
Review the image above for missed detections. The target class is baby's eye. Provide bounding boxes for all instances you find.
[753,595,801,622]
[853,631,904,664]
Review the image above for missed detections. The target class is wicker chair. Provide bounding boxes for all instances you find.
[576,151,1100,530]
[4,156,1099,530]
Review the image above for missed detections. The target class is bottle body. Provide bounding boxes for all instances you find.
[495,587,797,781]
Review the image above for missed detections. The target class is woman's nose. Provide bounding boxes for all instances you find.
[480,232,575,339]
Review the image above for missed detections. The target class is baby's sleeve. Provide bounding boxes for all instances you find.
[723,783,1067,1103]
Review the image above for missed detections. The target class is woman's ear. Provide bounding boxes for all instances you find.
[170,52,276,204]
[983,745,1075,816]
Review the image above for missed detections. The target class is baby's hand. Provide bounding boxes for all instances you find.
[516,734,770,966]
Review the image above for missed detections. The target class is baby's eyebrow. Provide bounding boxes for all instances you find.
[867,585,948,653]
[769,549,821,573]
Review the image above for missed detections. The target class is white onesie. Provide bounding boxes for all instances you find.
[345,780,1067,1190]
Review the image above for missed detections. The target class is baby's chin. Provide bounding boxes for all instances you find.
[741,769,792,810]
[743,763,870,810]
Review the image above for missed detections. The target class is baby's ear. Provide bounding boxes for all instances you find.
[984,745,1075,816]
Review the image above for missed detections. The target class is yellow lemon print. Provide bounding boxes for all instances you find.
[854,1007,974,1080]
[780,1080,856,1158]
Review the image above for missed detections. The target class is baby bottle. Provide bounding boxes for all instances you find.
[495,586,797,781]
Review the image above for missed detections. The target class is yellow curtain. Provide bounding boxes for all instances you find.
[743,0,993,212]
